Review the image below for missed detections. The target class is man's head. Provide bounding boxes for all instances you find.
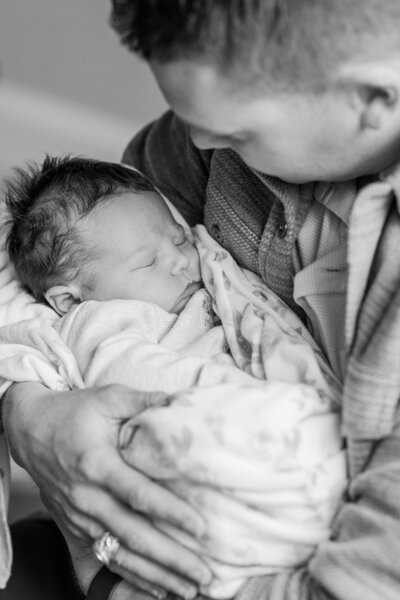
[111,0,400,182]
[5,156,201,315]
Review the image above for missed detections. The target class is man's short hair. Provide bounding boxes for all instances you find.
[4,155,155,302]
[110,0,400,92]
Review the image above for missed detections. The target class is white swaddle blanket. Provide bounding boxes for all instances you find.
[118,226,346,597]
[0,224,346,597]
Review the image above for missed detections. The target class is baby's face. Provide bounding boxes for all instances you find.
[79,191,201,313]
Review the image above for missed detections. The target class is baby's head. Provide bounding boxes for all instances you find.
[5,155,201,315]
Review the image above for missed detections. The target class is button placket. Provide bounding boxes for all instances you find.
[211,222,222,242]
[277,220,288,239]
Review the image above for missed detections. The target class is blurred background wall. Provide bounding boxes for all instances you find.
[0,0,167,177]
[0,0,167,522]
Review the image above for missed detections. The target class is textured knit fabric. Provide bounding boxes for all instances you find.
[122,111,400,600]
[53,289,238,392]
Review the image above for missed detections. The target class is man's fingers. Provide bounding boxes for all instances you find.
[111,546,198,600]
[112,512,209,586]
[100,385,169,418]
[111,578,162,600]
[41,487,105,542]
[63,485,211,585]
[111,573,167,600]
[94,455,205,537]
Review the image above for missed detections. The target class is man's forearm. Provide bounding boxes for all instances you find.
[2,381,58,468]
[0,378,19,435]
[0,391,5,434]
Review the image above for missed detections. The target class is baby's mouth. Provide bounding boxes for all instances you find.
[183,280,202,298]
[173,281,203,313]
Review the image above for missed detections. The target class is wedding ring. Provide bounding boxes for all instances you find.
[92,531,120,567]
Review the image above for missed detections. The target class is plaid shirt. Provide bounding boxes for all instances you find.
[123,111,400,600]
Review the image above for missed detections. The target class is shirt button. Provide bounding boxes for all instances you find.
[211,223,222,241]
[277,221,288,239]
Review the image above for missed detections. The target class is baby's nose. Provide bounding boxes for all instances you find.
[170,248,189,275]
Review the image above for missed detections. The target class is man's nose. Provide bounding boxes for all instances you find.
[169,247,189,275]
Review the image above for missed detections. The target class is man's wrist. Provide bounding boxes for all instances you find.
[0,382,17,435]
[2,382,52,467]
[0,392,4,434]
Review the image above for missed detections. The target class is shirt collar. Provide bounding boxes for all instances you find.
[253,157,400,223]
[252,169,357,226]
[380,159,400,212]
[313,181,357,226]
[310,158,400,225]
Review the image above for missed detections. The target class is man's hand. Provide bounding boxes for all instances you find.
[64,527,165,600]
[3,382,212,597]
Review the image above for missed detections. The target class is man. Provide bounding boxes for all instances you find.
[107,1,400,599]
[2,1,400,599]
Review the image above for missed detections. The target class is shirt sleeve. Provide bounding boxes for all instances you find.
[122,110,212,226]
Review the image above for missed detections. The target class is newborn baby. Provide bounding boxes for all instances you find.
[2,155,346,597]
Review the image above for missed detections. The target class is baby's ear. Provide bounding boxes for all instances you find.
[44,284,82,316]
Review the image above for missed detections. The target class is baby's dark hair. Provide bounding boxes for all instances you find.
[4,155,155,301]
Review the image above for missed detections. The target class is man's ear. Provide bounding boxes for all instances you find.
[338,62,400,131]
[44,284,82,316]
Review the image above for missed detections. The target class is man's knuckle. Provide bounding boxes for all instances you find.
[99,383,127,399]
[67,486,81,510]
[124,530,146,555]
[68,510,83,531]
[68,484,90,512]
[85,520,103,540]
[115,549,135,572]
[76,449,102,480]
[127,485,148,512]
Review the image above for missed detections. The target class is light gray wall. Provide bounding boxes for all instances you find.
[0,1,168,521]
[0,0,167,125]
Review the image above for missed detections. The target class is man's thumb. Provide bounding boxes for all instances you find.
[101,384,169,417]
